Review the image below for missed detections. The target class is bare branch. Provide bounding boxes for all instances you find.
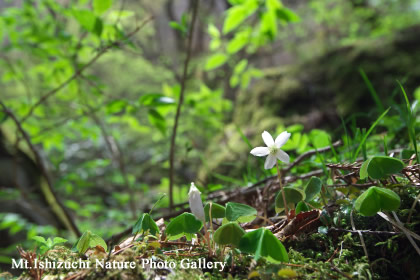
[168,0,200,209]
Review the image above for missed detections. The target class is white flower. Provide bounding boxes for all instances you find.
[250,131,291,169]
[188,182,205,222]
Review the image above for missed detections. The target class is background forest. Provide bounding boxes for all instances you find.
[0,0,419,279]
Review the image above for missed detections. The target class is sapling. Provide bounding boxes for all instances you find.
[250,131,291,219]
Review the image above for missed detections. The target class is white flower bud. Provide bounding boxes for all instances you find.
[188,182,205,222]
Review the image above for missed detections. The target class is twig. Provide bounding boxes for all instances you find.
[168,0,200,209]
[0,102,81,237]
[350,209,369,262]
[377,212,420,241]
[328,182,377,188]
[330,264,352,280]
[407,192,420,223]
[283,140,342,173]
[382,211,420,256]
[328,227,401,236]
[20,16,153,124]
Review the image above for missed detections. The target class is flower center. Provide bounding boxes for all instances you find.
[268,145,279,155]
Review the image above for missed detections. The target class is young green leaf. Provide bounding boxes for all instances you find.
[304,176,322,202]
[165,213,203,240]
[239,228,288,263]
[295,201,310,214]
[275,187,306,208]
[223,0,258,34]
[364,156,404,180]
[32,236,47,246]
[76,231,107,254]
[53,237,68,246]
[132,213,160,236]
[226,202,257,223]
[204,202,226,222]
[354,186,401,216]
[359,158,372,180]
[205,53,228,71]
[213,222,245,247]
[93,0,113,15]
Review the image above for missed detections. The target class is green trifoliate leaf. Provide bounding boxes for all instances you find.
[132,213,160,236]
[354,186,401,216]
[239,228,288,263]
[226,202,257,223]
[214,222,245,247]
[165,213,203,240]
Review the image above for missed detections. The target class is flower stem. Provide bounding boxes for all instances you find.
[276,161,289,220]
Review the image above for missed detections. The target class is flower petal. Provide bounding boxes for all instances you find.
[264,154,277,169]
[275,149,290,164]
[275,131,291,148]
[189,182,205,222]
[250,147,270,157]
[262,131,274,147]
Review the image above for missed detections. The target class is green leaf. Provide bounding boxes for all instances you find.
[106,100,128,114]
[46,238,53,248]
[32,236,47,245]
[275,187,306,208]
[364,156,405,180]
[76,231,107,254]
[165,213,203,240]
[213,222,245,247]
[233,59,248,75]
[139,93,175,107]
[132,213,160,236]
[295,201,309,214]
[226,202,257,223]
[239,228,288,263]
[148,109,166,135]
[73,9,103,36]
[53,237,68,246]
[207,24,220,38]
[204,202,226,222]
[261,9,277,39]
[205,53,228,71]
[227,28,251,54]
[359,158,371,180]
[309,129,330,149]
[94,0,113,14]
[355,186,401,216]
[304,177,322,202]
[276,7,300,22]
[223,0,258,34]
[169,21,187,34]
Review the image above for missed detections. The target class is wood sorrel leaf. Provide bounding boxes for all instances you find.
[213,222,245,247]
[304,176,322,202]
[76,231,107,254]
[204,202,226,222]
[355,186,401,216]
[165,213,203,240]
[132,213,160,236]
[239,228,288,263]
[226,202,257,223]
[275,187,306,208]
[295,201,310,214]
[360,156,404,180]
